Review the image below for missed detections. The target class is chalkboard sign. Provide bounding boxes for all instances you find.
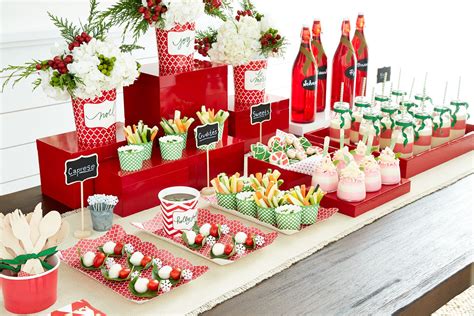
[195,122,219,148]
[250,103,271,125]
[65,154,99,185]
[377,66,391,83]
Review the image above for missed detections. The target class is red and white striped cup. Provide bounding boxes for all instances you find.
[158,186,199,236]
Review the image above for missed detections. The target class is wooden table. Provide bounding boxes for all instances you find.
[1,176,472,314]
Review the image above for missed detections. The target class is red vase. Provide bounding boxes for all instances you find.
[352,14,368,96]
[311,20,328,113]
[156,22,195,75]
[71,89,117,146]
[330,19,356,109]
[233,59,268,111]
[291,26,317,123]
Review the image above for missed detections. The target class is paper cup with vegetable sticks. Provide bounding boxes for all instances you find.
[87,194,119,231]
[196,106,229,141]
[275,205,302,230]
[253,181,284,225]
[285,185,325,225]
[160,110,194,150]
[159,136,184,161]
[248,169,284,191]
[118,145,144,172]
[124,120,159,160]
[236,192,257,217]
[211,172,243,210]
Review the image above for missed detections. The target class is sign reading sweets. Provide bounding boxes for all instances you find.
[195,122,219,148]
[65,154,99,185]
[377,66,391,83]
[168,30,195,55]
[84,99,116,128]
[250,103,272,125]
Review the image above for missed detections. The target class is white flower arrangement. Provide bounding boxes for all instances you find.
[161,0,205,30]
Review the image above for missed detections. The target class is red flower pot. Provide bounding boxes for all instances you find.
[71,89,117,146]
[156,23,196,75]
[233,59,268,111]
[0,254,60,314]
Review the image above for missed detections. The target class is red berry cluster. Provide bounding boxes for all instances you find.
[138,0,167,25]
[195,37,212,57]
[68,32,92,51]
[260,31,282,53]
[235,9,253,21]
[204,0,222,9]
[35,54,73,74]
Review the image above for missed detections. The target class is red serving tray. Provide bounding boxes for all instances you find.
[319,178,411,217]
[305,124,474,178]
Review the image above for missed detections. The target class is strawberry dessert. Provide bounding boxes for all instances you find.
[378,147,401,185]
[359,155,382,192]
[312,154,338,193]
[337,161,366,202]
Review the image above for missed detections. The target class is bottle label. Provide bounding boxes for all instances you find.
[301,76,317,90]
[168,30,195,56]
[344,66,355,80]
[318,65,327,80]
[84,99,116,128]
[245,69,266,91]
[357,58,368,72]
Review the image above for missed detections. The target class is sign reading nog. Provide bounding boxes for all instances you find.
[83,99,116,128]
[168,30,195,55]
[245,69,266,91]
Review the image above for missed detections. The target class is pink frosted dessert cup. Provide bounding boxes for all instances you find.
[313,169,338,193]
[337,178,366,202]
[364,168,382,192]
[379,161,401,185]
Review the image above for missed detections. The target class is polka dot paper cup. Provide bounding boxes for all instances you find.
[236,192,257,217]
[275,205,302,230]
[118,145,144,172]
[159,135,184,161]
[164,131,187,150]
[256,205,277,226]
[216,192,237,210]
[301,204,319,225]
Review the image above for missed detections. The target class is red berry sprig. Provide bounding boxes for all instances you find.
[35,54,74,74]
[235,9,253,21]
[260,28,283,54]
[68,32,92,51]
[204,0,222,9]
[195,37,212,57]
[138,0,167,25]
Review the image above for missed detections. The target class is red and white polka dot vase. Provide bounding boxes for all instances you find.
[155,23,195,75]
[71,89,117,147]
[233,59,268,111]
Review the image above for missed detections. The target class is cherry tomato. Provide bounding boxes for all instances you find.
[209,224,219,238]
[114,242,124,255]
[195,234,204,245]
[147,279,159,291]
[119,268,131,279]
[224,244,233,255]
[93,252,106,268]
[141,255,152,267]
[245,236,254,247]
[170,267,182,280]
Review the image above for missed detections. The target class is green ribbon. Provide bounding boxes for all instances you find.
[396,121,414,146]
[333,107,351,128]
[381,107,398,131]
[311,38,326,65]
[300,44,316,76]
[363,114,380,135]
[0,247,58,273]
[413,113,432,141]
[450,101,469,127]
[354,30,367,56]
[433,108,451,131]
[341,37,354,65]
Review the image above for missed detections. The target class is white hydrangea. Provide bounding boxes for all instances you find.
[39,69,70,101]
[208,15,262,66]
[67,38,139,100]
[161,0,204,30]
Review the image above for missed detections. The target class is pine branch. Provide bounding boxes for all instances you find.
[100,0,148,43]
[47,12,81,43]
[120,44,144,53]
[196,28,218,42]
[0,60,43,92]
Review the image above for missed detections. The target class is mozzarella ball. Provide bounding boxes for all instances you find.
[212,243,225,256]
[134,277,149,293]
[108,263,122,279]
[234,232,248,244]
[102,241,116,255]
[158,265,172,279]
[184,230,196,245]
[129,252,144,266]
[199,223,211,236]
[83,251,96,267]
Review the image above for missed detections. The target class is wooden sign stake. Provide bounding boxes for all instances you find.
[250,103,271,144]
[195,122,219,196]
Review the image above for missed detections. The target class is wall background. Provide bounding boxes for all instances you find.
[0,0,471,195]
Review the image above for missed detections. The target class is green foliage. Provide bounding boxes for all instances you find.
[196,27,218,43]
[0,60,43,92]
[204,0,233,21]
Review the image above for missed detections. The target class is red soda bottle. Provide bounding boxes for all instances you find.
[352,13,368,97]
[291,26,317,123]
[330,19,356,109]
[311,20,327,113]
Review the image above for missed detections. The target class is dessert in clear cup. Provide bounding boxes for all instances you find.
[449,100,469,140]
[358,108,381,151]
[311,154,338,193]
[379,102,399,149]
[431,104,452,147]
[350,97,371,144]
[414,94,433,113]
[329,101,352,145]
[352,140,367,164]
[378,147,401,185]
[392,113,414,158]
[373,94,390,110]
[333,146,354,173]
[413,109,433,155]
[359,155,382,192]
[337,161,366,202]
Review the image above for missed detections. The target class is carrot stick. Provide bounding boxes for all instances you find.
[256,172,263,183]
[301,185,306,198]
[237,181,243,192]
[265,182,274,196]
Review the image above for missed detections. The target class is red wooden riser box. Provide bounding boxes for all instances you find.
[304,124,474,178]
[319,179,411,217]
[96,135,245,217]
[123,62,228,142]
[228,95,289,152]
[36,123,126,209]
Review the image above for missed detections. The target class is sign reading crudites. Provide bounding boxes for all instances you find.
[250,103,272,125]
[195,122,219,147]
[377,66,391,83]
[65,154,99,185]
